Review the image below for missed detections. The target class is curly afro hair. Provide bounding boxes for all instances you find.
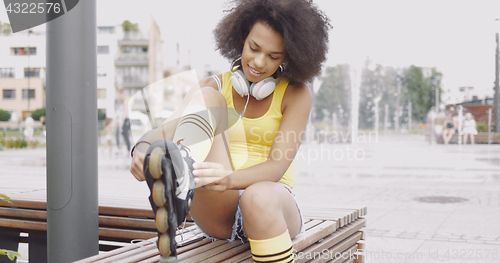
[214,0,331,83]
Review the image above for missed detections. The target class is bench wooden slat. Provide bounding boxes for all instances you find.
[0,199,47,210]
[0,218,47,231]
[96,242,157,263]
[99,206,155,219]
[300,205,367,217]
[177,240,227,261]
[203,242,250,262]
[297,219,366,263]
[98,227,156,240]
[77,240,157,263]
[124,249,160,263]
[0,199,156,219]
[331,244,359,263]
[294,220,337,251]
[304,232,362,263]
[99,215,156,230]
[0,206,47,220]
[179,240,245,262]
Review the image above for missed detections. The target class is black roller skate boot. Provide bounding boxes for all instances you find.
[143,139,196,262]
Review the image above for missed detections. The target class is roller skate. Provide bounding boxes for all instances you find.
[143,139,196,262]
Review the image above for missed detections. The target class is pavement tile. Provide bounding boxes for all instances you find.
[448,238,465,243]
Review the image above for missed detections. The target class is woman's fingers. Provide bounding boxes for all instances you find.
[130,152,146,181]
[193,162,231,189]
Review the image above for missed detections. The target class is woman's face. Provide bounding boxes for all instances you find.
[240,21,286,83]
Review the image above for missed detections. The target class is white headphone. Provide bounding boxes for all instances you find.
[230,58,283,100]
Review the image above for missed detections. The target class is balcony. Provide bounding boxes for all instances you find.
[115,53,148,66]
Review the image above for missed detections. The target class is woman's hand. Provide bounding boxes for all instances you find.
[193,162,232,192]
[130,150,146,181]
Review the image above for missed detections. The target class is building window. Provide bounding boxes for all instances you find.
[24,68,40,78]
[12,47,36,56]
[97,26,115,34]
[3,89,15,99]
[97,46,109,54]
[0,68,15,78]
[97,88,107,99]
[22,89,35,99]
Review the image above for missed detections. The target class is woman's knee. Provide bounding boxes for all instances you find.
[240,182,282,217]
[190,86,226,108]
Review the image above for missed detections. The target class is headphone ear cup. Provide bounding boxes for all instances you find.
[231,70,250,97]
[250,77,278,100]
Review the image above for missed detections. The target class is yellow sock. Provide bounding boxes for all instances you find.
[248,230,294,263]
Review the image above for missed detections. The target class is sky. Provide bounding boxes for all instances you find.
[1,0,499,98]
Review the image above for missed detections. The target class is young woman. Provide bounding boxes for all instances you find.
[462,112,477,144]
[442,113,456,145]
[130,0,330,261]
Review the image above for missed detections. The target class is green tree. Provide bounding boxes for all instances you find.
[0,110,11,121]
[314,64,351,128]
[400,65,442,122]
[98,109,106,121]
[31,108,46,121]
[359,60,399,129]
[122,20,139,32]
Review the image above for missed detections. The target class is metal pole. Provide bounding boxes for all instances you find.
[384,104,389,132]
[495,32,500,132]
[435,78,439,113]
[46,0,98,262]
[488,108,492,144]
[408,101,412,130]
[458,106,463,145]
[395,79,401,131]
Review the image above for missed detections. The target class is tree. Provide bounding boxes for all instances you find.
[31,108,46,121]
[400,65,442,122]
[121,20,139,32]
[0,110,10,122]
[314,64,351,128]
[98,109,106,121]
[359,60,399,129]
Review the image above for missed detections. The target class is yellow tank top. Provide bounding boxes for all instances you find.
[221,71,295,188]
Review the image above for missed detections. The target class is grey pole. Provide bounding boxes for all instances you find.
[495,32,499,132]
[46,0,99,262]
[488,108,492,144]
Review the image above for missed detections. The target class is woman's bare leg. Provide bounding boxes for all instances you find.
[240,182,302,240]
[171,87,239,239]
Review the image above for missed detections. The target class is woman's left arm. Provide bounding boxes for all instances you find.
[194,82,312,191]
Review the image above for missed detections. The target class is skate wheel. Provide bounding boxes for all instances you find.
[158,233,171,257]
[156,207,169,233]
[152,181,166,207]
[149,147,165,179]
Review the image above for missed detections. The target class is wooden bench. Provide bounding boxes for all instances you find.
[0,199,162,262]
[430,132,500,144]
[75,206,367,263]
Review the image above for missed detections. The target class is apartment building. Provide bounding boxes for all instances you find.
[0,17,167,128]
[0,25,45,124]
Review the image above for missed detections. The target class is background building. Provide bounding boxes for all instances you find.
[0,26,46,127]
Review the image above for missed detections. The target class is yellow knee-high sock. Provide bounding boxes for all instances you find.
[248,230,294,263]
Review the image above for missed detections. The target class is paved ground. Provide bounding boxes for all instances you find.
[1,133,500,262]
